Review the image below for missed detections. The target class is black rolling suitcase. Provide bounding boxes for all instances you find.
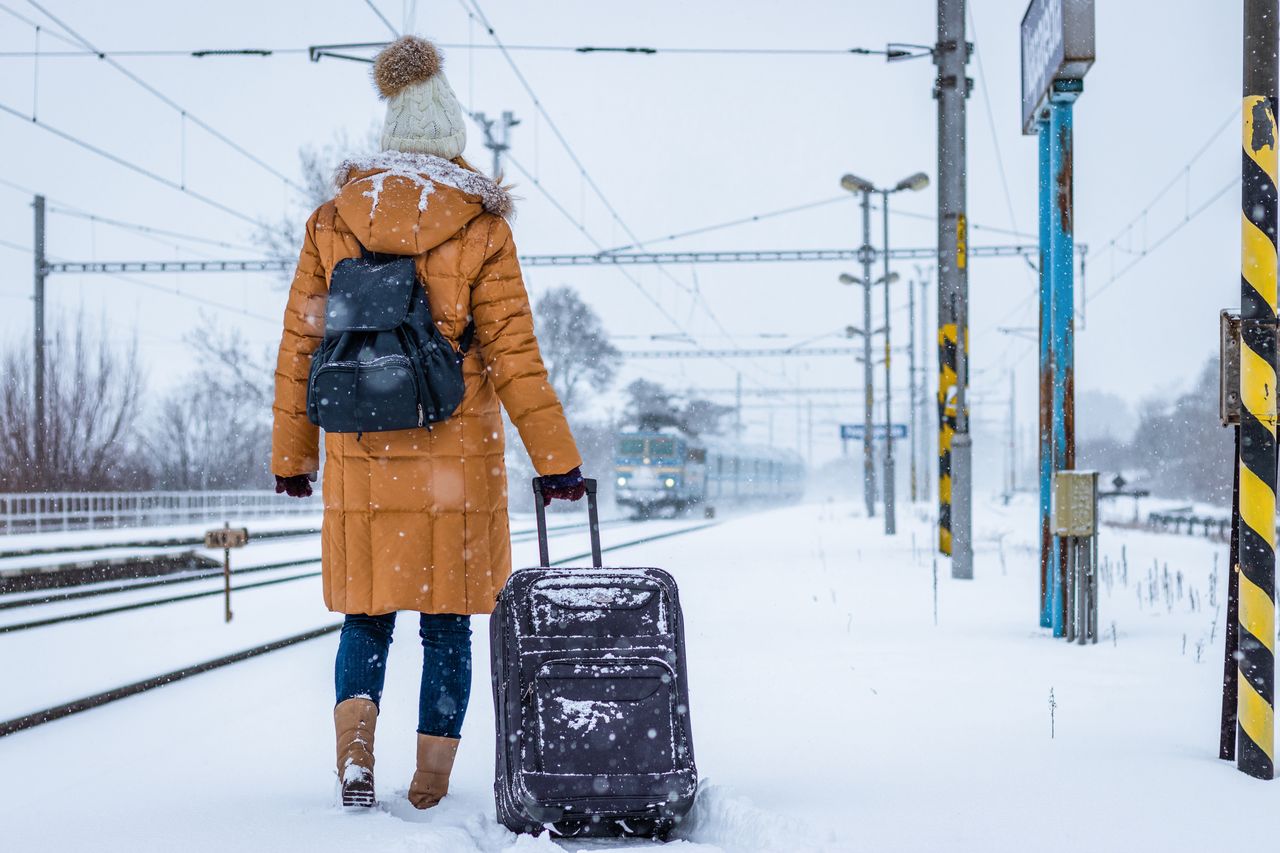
[490,478,698,839]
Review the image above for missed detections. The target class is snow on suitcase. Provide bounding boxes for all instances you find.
[490,478,697,839]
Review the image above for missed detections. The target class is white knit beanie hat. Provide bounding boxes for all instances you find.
[372,36,466,159]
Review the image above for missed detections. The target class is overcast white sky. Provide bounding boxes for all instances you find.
[0,1,1243,476]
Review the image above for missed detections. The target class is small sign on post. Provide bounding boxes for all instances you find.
[205,522,249,623]
[840,424,909,441]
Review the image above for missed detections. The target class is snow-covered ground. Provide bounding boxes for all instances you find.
[1,496,1276,852]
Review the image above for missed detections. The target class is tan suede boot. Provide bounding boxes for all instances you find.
[334,698,378,807]
[407,734,459,809]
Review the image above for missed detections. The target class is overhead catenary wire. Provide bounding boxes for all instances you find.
[452,0,766,382]
[0,99,268,229]
[45,207,262,253]
[601,196,1031,256]
[0,174,265,260]
[982,106,1240,384]
[0,43,915,60]
[499,149,770,387]
[967,4,1031,285]
[95,268,278,326]
[361,0,400,38]
[21,1,307,196]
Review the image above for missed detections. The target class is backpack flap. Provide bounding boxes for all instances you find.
[325,255,417,332]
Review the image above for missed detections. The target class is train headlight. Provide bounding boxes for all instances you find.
[664,478,676,488]
[617,476,627,486]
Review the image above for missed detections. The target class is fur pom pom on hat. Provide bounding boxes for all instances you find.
[372,36,442,99]
[372,36,466,160]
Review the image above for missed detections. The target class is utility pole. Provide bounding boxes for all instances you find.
[735,372,743,439]
[936,0,972,577]
[881,191,897,534]
[1048,77,1081,632]
[807,399,814,467]
[860,190,877,518]
[919,271,932,504]
[1037,111,1053,628]
[908,272,918,503]
[1233,0,1277,781]
[32,194,46,481]
[1008,368,1017,496]
[1022,0,1094,631]
[474,110,520,178]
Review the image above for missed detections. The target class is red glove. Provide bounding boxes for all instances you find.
[275,474,314,498]
[540,468,586,506]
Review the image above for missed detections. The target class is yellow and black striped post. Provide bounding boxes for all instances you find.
[937,320,958,554]
[1236,0,1278,780]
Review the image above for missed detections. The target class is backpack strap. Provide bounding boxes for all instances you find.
[458,319,477,353]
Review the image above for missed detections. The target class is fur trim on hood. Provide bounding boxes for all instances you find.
[333,151,513,219]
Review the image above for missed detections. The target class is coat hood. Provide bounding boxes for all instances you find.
[332,151,512,255]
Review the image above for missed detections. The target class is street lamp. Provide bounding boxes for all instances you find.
[840,173,876,194]
[840,170,930,535]
[894,172,930,193]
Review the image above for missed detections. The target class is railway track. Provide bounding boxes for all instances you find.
[0,518,718,737]
[0,517,634,613]
[0,518,641,633]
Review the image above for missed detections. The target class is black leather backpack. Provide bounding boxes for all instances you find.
[306,245,474,435]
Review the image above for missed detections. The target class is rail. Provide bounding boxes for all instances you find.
[0,490,319,534]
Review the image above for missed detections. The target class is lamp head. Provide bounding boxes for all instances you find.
[840,173,875,194]
[895,172,930,192]
[838,272,860,286]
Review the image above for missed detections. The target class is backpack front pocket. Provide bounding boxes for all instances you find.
[310,355,422,433]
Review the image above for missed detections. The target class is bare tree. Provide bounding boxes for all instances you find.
[256,129,379,280]
[0,313,148,490]
[621,379,731,437]
[1079,356,1231,503]
[146,317,274,489]
[534,286,621,415]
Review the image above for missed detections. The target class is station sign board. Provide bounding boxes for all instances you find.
[840,424,909,441]
[1021,0,1096,134]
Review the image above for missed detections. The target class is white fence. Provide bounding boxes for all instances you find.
[0,491,321,534]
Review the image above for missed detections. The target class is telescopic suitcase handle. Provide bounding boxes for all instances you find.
[531,477,602,568]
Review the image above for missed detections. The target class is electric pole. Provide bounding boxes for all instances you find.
[1009,368,1017,496]
[33,194,46,481]
[919,271,932,504]
[881,191,897,534]
[936,0,972,577]
[474,110,520,178]
[908,271,918,503]
[860,189,877,518]
[735,372,743,439]
[1233,0,1278,780]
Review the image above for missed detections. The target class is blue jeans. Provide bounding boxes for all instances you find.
[334,612,472,739]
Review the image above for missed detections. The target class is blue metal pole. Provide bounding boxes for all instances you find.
[1049,79,1081,639]
[1037,116,1053,630]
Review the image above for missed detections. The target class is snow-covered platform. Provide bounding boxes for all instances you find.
[1,499,1275,852]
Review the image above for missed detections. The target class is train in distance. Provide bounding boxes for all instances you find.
[612,427,805,519]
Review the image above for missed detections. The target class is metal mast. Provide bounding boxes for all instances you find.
[935,0,972,576]
[860,190,877,518]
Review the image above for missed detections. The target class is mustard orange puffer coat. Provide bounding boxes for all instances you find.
[271,151,581,616]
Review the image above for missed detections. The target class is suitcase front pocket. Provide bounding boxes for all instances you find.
[529,578,667,637]
[534,659,678,776]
